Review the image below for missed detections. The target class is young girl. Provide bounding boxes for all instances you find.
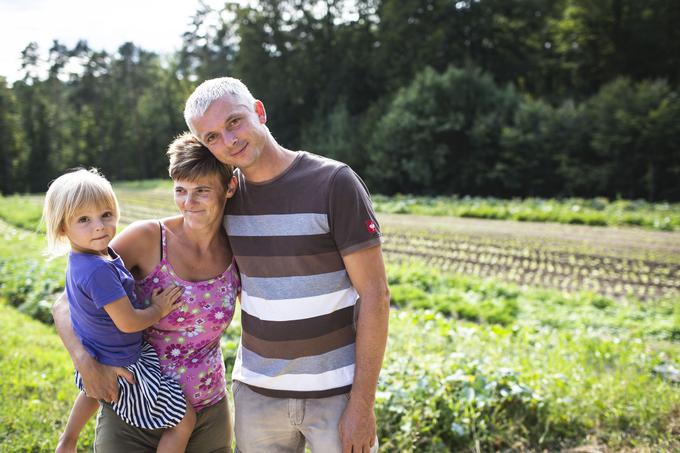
[44,168,196,453]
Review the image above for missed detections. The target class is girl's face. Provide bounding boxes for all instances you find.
[173,173,235,230]
[63,204,117,255]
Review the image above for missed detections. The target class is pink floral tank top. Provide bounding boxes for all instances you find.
[136,222,239,411]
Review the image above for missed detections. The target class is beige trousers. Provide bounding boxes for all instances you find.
[233,380,378,453]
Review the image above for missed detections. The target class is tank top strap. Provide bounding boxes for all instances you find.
[158,221,168,263]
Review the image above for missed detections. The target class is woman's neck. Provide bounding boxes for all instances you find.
[176,218,225,253]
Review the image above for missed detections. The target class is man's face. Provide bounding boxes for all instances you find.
[191,95,268,171]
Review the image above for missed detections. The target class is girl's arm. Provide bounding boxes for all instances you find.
[103,286,183,333]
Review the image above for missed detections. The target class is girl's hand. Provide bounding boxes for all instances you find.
[151,285,184,318]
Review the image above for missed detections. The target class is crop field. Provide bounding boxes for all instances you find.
[1,188,679,452]
[8,186,677,301]
[381,215,680,301]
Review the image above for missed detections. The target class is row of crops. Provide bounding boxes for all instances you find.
[383,230,680,301]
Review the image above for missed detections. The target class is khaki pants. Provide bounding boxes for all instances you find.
[233,381,378,453]
[94,397,231,453]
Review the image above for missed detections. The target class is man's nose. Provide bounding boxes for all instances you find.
[221,130,238,146]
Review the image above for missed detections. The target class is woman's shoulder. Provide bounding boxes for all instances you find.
[111,218,175,272]
[116,217,176,242]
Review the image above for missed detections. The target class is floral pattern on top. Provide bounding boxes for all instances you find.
[136,222,239,411]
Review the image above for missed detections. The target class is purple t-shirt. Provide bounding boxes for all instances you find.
[66,247,143,366]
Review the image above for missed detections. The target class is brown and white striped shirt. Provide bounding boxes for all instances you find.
[225,152,382,398]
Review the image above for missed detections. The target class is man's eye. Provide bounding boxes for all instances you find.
[206,135,216,144]
[230,118,240,127]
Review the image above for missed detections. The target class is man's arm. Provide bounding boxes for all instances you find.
[338,245,390,453]
[52,292,133,403]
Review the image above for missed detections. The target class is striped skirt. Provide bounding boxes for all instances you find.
[75,342,186,430]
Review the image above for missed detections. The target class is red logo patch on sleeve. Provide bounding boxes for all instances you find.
[365,220,378,234]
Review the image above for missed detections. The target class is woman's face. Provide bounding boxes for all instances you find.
[173,173,234,230]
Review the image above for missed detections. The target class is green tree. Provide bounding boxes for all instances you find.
[549,0,680,95]
[368,65,519,195]
[585,77,680,200]
[0,78,27,194]
[495,97,561,196]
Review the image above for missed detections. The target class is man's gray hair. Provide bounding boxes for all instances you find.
[184,77,257,137]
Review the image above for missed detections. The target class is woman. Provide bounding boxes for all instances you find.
[52,132,240,452]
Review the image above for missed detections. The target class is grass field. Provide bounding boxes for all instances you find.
[1,189,679,452]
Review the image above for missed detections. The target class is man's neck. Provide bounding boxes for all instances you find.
[242,142,298,183]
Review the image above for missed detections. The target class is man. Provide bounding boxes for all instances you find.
[184,77,390,453]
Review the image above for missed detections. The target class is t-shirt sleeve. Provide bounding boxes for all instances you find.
[81,263,129,309]
[328,166,383,256]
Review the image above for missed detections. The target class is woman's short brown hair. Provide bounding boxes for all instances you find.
[166,132,234,188]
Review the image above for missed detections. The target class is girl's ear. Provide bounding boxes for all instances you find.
[225,175,237,199]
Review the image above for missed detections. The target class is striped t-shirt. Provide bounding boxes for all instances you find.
[225,151,382,398]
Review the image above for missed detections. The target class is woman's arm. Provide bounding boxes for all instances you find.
[52,292,134,402]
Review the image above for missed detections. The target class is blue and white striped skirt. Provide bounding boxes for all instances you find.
[75,342,186,430]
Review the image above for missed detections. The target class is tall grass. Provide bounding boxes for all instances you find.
[0,304,94,451]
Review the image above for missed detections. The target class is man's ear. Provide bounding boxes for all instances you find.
[254,100,267,124]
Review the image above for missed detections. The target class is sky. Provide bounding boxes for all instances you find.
[0,0,225,82]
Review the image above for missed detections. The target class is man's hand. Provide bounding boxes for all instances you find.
[339,245,388,453]
[339,396,377,453]
[76,352,134,404]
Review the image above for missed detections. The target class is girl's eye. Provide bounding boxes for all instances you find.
[78,217,88,223]
[102,211,113,218]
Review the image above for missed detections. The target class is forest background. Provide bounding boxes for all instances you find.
[1,0,679,201]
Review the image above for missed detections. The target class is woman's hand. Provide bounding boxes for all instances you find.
[76,351,135,404]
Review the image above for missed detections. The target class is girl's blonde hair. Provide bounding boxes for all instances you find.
[42,168,120,257]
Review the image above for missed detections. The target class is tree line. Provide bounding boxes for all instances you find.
[1,0,679,200]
